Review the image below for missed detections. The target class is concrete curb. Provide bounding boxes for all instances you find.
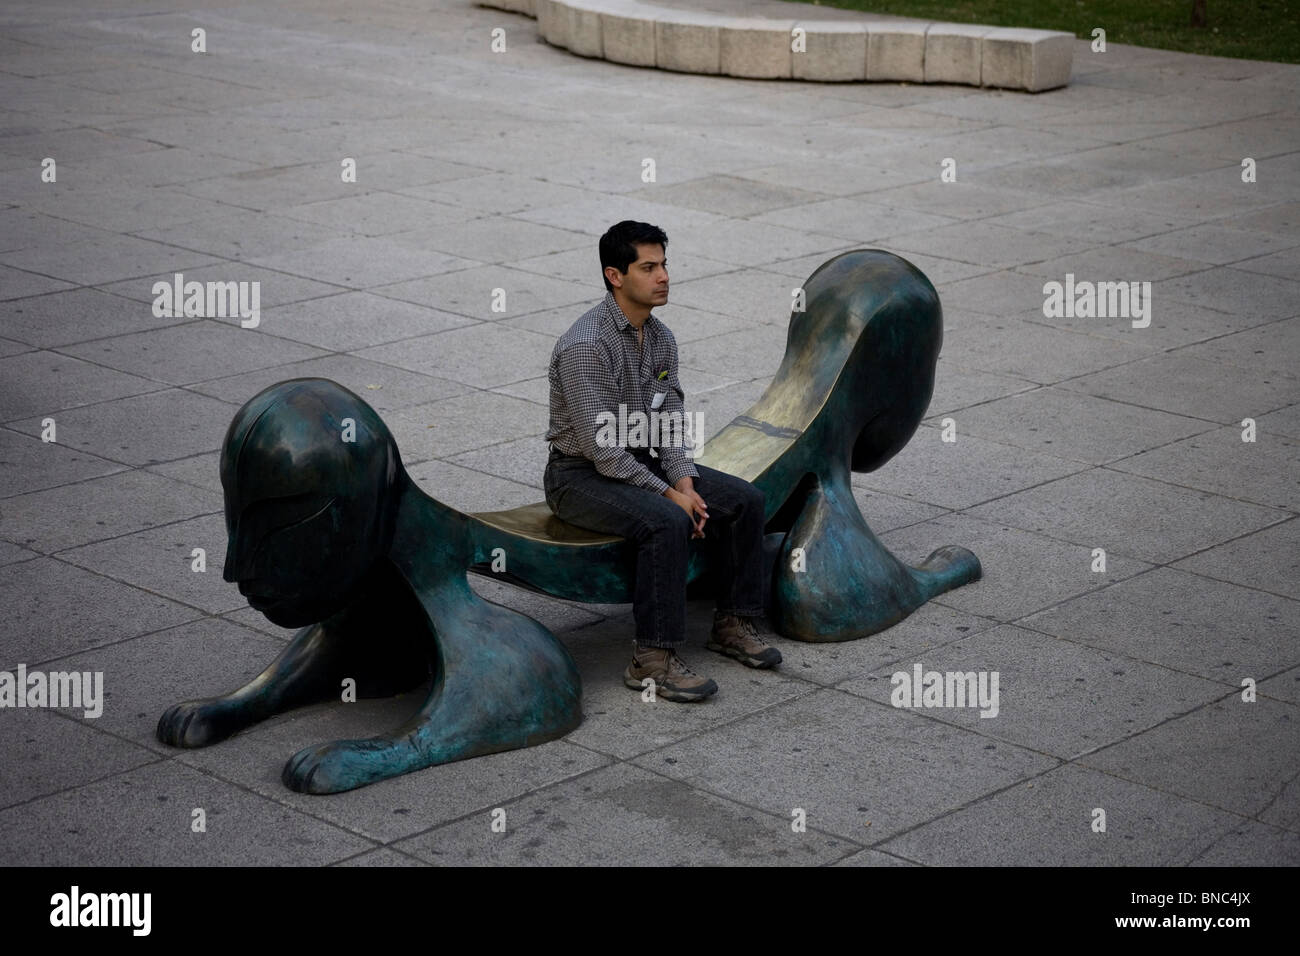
[479,0,1072,91]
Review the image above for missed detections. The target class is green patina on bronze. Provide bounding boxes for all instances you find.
[156,249,980,794]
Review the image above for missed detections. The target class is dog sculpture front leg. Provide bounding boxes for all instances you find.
[278,488,582,795]
[280,568,581,794]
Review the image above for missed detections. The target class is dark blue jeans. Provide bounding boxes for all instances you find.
[543,446,767,648]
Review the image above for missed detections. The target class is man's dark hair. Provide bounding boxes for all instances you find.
[599,220,668,293]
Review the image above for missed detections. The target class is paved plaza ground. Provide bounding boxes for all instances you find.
[0,0,1297,866]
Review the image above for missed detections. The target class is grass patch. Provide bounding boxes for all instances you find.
[791,0,1300,63]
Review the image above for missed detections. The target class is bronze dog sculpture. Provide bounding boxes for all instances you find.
[157,249,980,793]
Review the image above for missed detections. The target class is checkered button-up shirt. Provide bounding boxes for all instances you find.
[546,291,700,496]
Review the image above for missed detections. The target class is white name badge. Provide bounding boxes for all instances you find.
[651,391,666,410]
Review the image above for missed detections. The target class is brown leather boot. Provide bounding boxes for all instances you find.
[708,611,783,668]
[624,644,718,702]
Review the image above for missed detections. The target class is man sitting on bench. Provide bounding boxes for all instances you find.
[543,220,782,703]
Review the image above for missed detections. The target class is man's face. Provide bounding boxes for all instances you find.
[608,242,668,308]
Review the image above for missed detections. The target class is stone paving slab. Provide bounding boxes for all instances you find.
[1026,298,1268,350]
[1058,350,1299,425]
[0,760,377,866]
[1110,425,1300,512]
[248,237,480,290]
[0,349,160,420]
[850,485,948,534]
[1258,666,1300,706]
[384,391,549,463]
[967,469,1289,565]
[944,318,1160,384]
[188,351,473,412]
[0,209,115,254]
[854,424,1090,510]
[56,513,236,613]
[876,763,1252,866]
[131,209,358,262]
[839,623,1230,759]
[6,387,238,466]
[370,264,592,319]
[511,194,727,234]
[5,180,237,234]
[447,433,561,487]
[1190,821,1300,866]
[0,265,72,300]
[834,848,918,866]
[0,708,161,811]
[676,320,788,380]
[1021,566,1300,684]
[0,336,34,357]
[1024,244,1207,284]
[1079,697,1300,826]
[860,180,1048,221]
[752,197,962,243]
[1173,518,1300,602]
[930,387,1212,466]
[1,469,223,555]
[904,361,1034,416]
[1187,314,1300,381]
[0,0,1297,866]
[393,761,855,865]
[0,554,204,668]
[0,423,126,496]
[1236,245,1300,278]
[632,688,1058,844]
[357,323,557,388]
[250,294,479,353]
[142,450,223,496]
[1,287,190,347]
[333,847,427,865]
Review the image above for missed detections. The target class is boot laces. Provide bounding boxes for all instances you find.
[668,651,699,678]
[635,644,698,677]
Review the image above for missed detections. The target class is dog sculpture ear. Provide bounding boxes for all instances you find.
[220,378,404,628]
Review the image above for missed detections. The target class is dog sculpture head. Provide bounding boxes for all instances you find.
[220,378,403,627]
[792,249,943,474]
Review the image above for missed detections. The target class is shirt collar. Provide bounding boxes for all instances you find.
[604,290,658,336]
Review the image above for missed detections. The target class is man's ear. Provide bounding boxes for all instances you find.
[604,266,622,289]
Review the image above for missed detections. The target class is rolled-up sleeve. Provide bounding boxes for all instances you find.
[655,332,700,487]
[557,343,670,496]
